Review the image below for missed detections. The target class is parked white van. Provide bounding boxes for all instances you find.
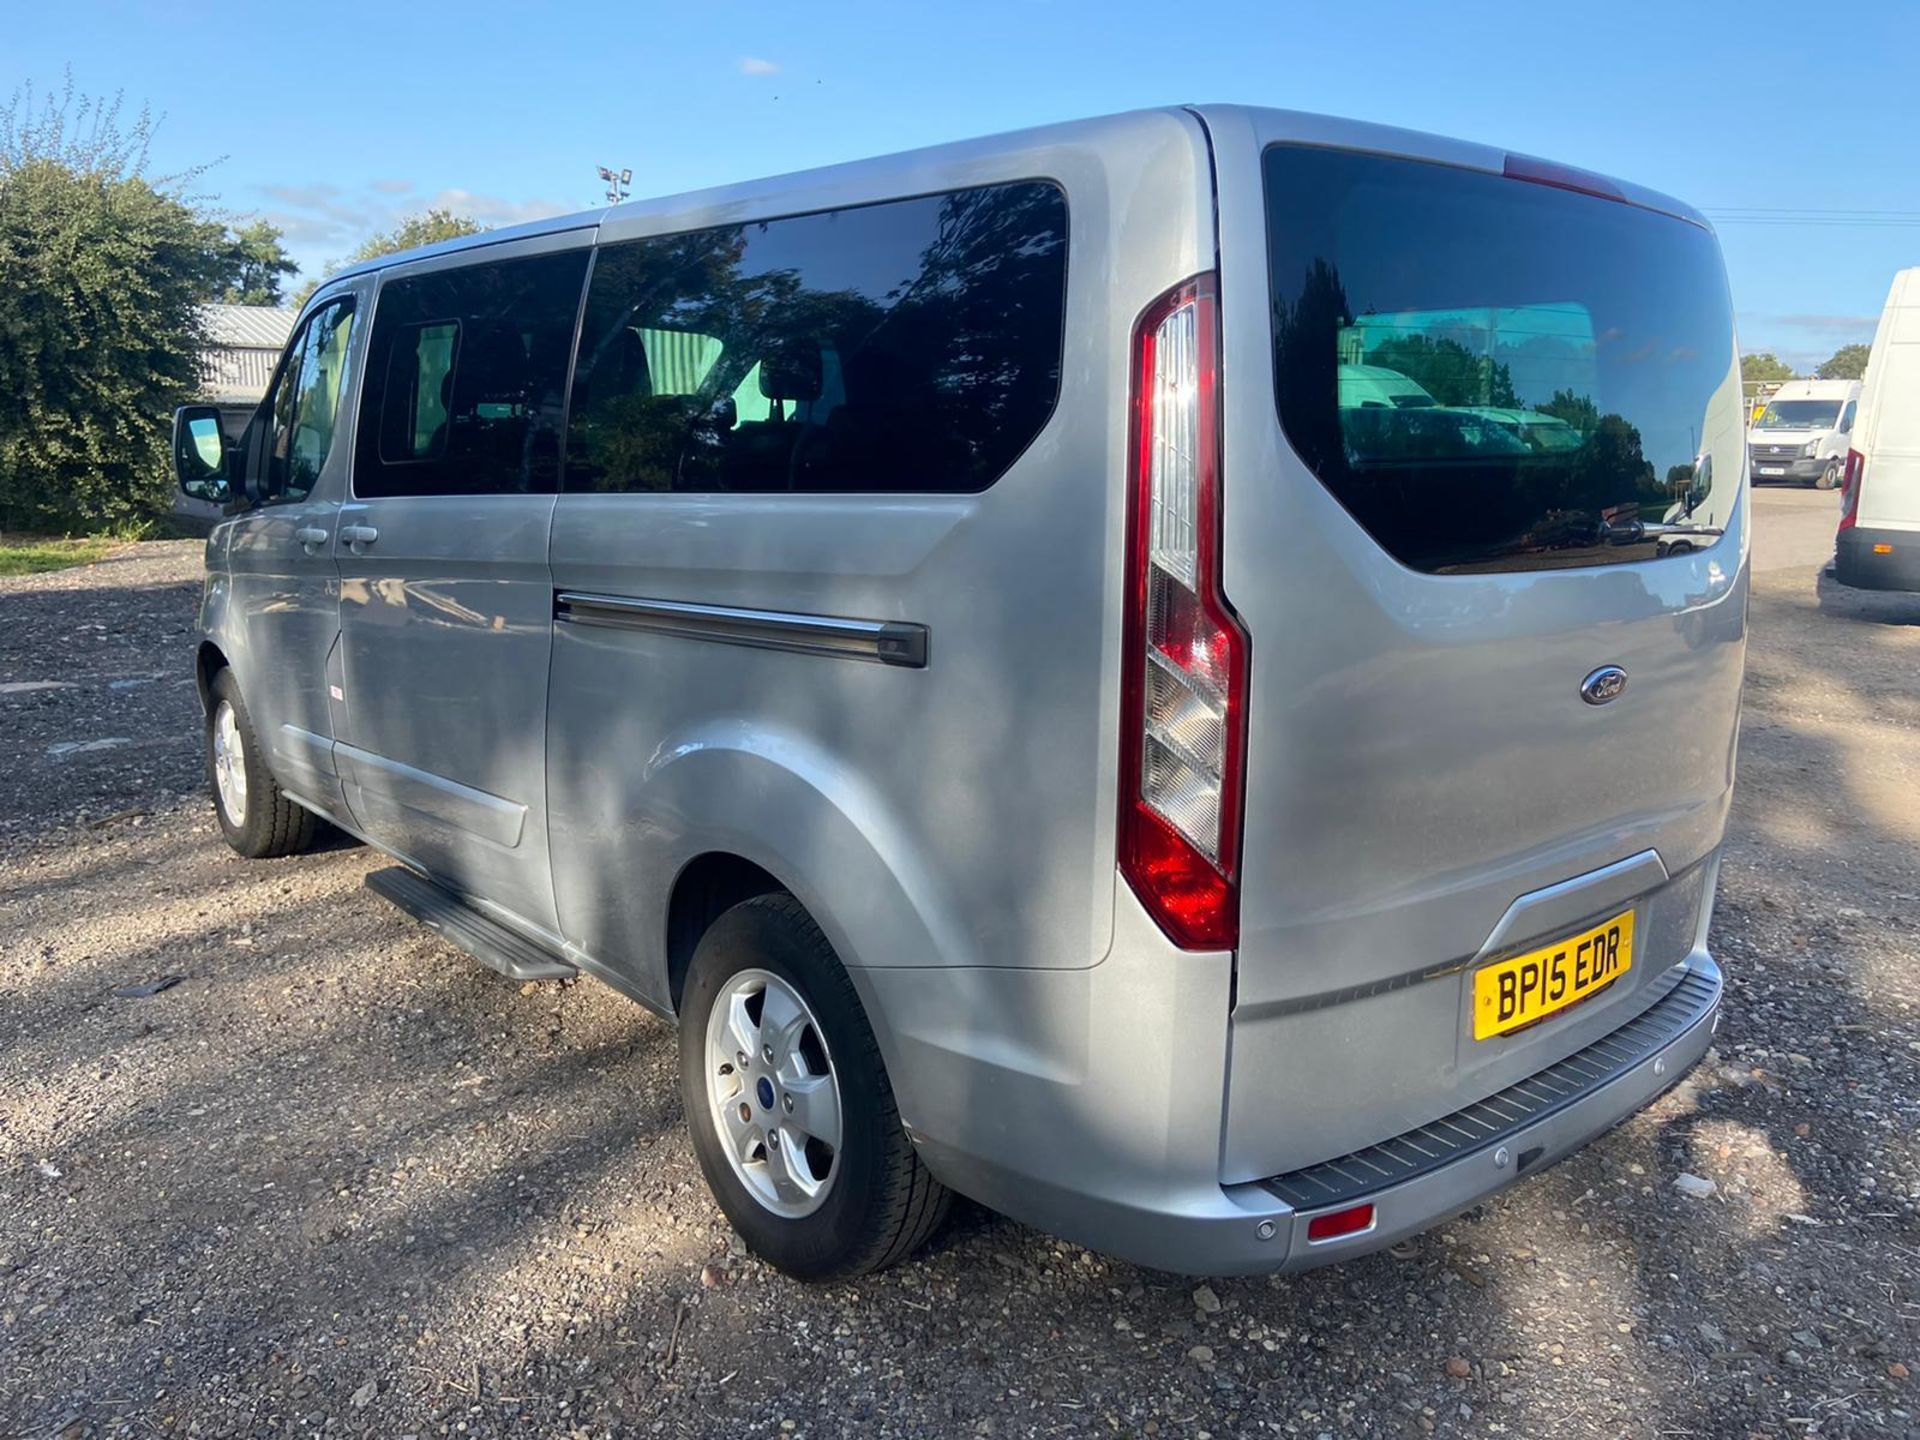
[1749,377,1859,488]
[1837,268,1920,591]
[172,106,1745,1280]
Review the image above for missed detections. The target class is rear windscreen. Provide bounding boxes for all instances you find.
[1265,145,1741,574]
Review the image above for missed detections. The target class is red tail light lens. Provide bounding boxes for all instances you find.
[1839,449,1865,533]
[1305,1202,1376,1243]
[1118,275,1249,951]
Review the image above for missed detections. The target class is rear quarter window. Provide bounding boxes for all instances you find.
[565,180,1069,495]
[1265,145,1741,574]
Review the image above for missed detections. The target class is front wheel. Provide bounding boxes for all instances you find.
[679,893,950,1280]
[1817,461,1841,490]
[206,669,322,858]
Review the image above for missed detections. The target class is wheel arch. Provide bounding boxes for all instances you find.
[553,727,975,1111]
[666,851,786,1012]
[195,639,230,716]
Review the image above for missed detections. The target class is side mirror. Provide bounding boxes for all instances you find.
[1686,452,1713,517]
[172,405,232,504]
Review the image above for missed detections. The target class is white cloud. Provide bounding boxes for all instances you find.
[1737,311,1878,369]
[1772,313,1877,337]
[738,56,780,76]
[421,188,573,229]
[250,179,576,281]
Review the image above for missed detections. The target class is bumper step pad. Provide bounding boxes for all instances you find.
[1264,967,1720,1210]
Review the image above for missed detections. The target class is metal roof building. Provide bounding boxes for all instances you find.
[200,304,296,408]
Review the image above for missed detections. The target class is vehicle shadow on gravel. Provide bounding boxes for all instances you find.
[1814,571,1920,627]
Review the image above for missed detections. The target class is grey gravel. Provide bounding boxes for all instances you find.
[2,491,1917,1439]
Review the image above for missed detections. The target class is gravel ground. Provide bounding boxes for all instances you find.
[2,502,1917,1440]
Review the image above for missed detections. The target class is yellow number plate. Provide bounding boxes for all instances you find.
[1473,910,1633,1040]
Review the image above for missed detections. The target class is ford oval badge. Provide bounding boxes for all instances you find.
[1580,665,1628,705]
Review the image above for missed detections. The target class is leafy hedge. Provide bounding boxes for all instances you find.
[0,157,230,532]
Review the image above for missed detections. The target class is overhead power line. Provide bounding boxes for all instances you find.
[1702,207,1920,228]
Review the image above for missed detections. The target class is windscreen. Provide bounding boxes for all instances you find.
[1754,399,1841,430]
[1266,145,1742,574]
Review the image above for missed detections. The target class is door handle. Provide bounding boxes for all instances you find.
[340,524,379,551]
[294,526,329,549]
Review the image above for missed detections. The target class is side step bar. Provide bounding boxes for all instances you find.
[365,867,578,982]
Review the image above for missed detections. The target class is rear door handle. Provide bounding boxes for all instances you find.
[340,524,379,551]
[294,526,329,549]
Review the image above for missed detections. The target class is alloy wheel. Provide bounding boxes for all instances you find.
[212,700,248,824]
[702,967,843,1218]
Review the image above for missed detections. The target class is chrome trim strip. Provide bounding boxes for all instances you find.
[335,741,528,848]
[554,592,928,668]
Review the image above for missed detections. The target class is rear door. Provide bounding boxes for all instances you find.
[333,235,592,935]
[1203,111,1749,1180]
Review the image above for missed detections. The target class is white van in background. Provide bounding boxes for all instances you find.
[1837,269,1920,592]
[1750,377,1859,489]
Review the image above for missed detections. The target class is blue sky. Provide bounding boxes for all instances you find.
[10,0,1917,372]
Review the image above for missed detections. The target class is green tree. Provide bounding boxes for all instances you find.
[219,219,298,306]
[294,207,490,307]
[1366,333,1519,408]
[1537,388,1601,434]
[345,207,488,264]
[0,77,235,532]
[1815,343,1870,381]
[1741,352,1795,385]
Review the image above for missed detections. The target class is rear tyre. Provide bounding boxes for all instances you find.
[206,669,321,859]
[679,893,950,1280]
[1817,461,1841,490]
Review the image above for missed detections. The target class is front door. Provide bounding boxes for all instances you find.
[331,237,592,936]
[221,288,366,817]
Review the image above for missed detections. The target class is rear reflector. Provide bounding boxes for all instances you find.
[1305,1203,1376,1244]
[1874,543,1894,555]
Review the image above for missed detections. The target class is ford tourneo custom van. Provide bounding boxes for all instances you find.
[1837,267,1920,592]
[172,106,1747,1280]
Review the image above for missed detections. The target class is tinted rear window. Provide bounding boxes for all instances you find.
[1266,146,1741,573]
[566,181,1068,495]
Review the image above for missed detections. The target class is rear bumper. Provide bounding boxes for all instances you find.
[1836,526,1920,592]
[907,953,1720,1275]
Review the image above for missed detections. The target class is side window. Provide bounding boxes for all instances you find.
[1839,400,1857,433]
[262,298,356,504]
[565,180,1069,495]
[354,250,589,498]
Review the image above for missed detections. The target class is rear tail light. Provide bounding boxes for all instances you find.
[1119,275,1249,951]
[1839,449,1865,533]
